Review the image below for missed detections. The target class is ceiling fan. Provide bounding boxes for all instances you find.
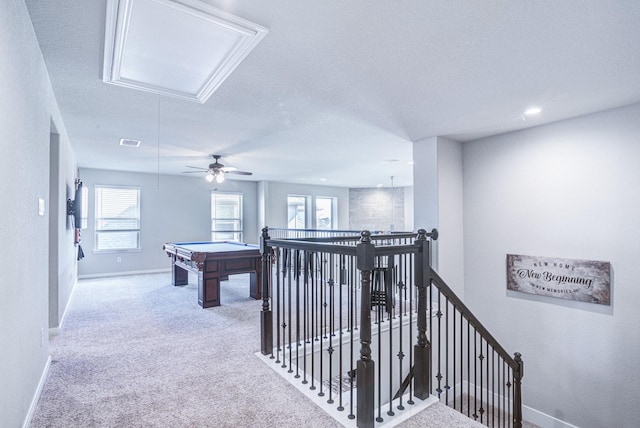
[183,154,253,183]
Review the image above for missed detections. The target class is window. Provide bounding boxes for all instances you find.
[287,195,307,228]
[315,196,335,229]
[211,192,243,241]
[94,186,141,251]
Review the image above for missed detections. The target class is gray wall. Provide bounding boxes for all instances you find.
[462,103,640,427]
[49,131,79,330]
[261,181,350,230]
[77,169,259,277]
[77,170,352,277]
[349,187,406,232]
[1,1,77,425]
[413,136,464,297]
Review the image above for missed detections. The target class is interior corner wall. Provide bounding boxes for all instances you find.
[0,1,77,425]
[403,186,414,232]
[413,136,464,297]
[48,129,78,331]
[462,103,640,428]
[436,137,464,296]
[257,181,268,232]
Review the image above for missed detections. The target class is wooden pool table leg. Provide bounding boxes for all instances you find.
[172,262,188,286]
[249,271,262,300]
[198,270,221,308]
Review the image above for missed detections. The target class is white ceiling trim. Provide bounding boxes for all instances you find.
[102,0,268,103]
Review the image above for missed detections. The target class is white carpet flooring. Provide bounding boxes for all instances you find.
[30,272,522,427]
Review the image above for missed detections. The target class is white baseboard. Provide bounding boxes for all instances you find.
[23,355,51,428]
[78,268,170,279]
[451,381,578,428]
[522,405,579,428]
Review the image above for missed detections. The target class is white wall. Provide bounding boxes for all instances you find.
[463,104,640,428]
[1,1,77,425]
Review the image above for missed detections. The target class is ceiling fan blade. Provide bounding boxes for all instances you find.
[220,166,237,172]
[185,165,208,171]
[226,170,253,176]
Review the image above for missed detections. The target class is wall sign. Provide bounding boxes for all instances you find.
[506,254,610,305]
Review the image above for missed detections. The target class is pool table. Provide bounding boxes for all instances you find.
[163,241,262,308]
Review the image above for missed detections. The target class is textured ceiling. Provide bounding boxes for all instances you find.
[25,0,640,187]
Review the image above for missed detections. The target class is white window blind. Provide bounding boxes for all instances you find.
[95,186,141,251]
[211,192,243,241]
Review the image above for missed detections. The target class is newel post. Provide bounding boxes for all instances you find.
[260,227,273,355]
[513,352,524,428]
[413,229,432,399]
[356,231,375,428]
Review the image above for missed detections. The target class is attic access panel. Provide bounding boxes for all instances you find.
[103,0,268,103]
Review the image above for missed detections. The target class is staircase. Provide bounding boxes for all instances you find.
[258,227,523,428]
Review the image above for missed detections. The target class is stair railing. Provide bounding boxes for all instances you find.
[259,227,523,428]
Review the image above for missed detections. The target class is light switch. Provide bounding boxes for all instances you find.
[38,198,45,216]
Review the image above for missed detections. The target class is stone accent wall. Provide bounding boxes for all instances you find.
[349,187,405,232]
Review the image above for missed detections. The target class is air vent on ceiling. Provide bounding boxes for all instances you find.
[119,138,141,147]
[102,0,268,103]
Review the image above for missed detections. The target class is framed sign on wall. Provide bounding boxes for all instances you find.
[506,254,611,305]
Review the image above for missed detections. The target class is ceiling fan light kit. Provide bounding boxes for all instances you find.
[184,154,252,183]
[206,170,225,183]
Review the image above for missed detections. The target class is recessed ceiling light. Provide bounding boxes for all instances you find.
[119,138,141,147]
[408,161,415,165]
[319,178,327,182]
[376,183,383,188]
[524,107,542,116]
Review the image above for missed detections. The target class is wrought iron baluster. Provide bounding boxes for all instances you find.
[302,251,310,385]
[405,249,418,404]
[467,321,471,418]
[473,328,478,421]
[452,300,456,411]
[445,296,450,404]
[387,256,395,417]
[287,249,294,373]
[310,253,316,392]
[396,253,405,411]
[327,254,335,405]
[318,253,325,397]
[337,254,345,412]
[294,249,301,379]
[479,335,485,423]
[436,289,442,397]
[277,248,286,366]
[376,263,383,423]
[348,255,356,420]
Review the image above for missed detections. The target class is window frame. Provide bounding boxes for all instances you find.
[211,191,244,242]
[315,196,336,230]
[287,195,308,229]
[94,185,141,252]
